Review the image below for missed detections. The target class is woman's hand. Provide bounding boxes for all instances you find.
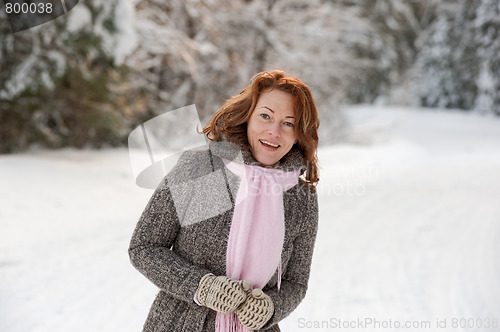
[195,275,250,313]
[236,288,274,330]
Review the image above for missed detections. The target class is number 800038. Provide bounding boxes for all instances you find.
[6,2,53,14]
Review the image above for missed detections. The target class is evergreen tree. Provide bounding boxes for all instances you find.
[0,0,136,153]
[474,0,500,115]
[414,0,500,115]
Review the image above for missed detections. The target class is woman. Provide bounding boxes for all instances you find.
[129,70,320,331]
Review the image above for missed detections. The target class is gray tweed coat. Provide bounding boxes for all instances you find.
[129,140,319,331]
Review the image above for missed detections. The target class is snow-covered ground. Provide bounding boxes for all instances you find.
[1,106,499,331]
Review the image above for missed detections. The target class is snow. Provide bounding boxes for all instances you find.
[66,5,92,33]
[0,35,40,100]
[1,106,499,331]
[111,0,138,65]
[72,0,137,66]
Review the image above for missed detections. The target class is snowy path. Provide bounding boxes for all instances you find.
[1,106,499,331]
[281,106,500,331]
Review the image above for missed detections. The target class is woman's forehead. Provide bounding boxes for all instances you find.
[256,89,296,114]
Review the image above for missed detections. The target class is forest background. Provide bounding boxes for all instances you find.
[1,0,500,153]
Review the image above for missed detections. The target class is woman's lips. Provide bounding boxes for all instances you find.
[259,139,280,151]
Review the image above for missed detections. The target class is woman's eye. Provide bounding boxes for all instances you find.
[260,113,270,119]
[284,122,295,128]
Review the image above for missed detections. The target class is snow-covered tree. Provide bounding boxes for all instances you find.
[413,1,479,110]
[0,0,137,153]
[127,0,435,144]
[5,0,497,153]
[473,0,500,115]
[126,0,280,122]
[414,0,500,115]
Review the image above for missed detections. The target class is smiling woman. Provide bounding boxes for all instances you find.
[247,89,298,166]
[129,70,320,332]
[204,70,320,186]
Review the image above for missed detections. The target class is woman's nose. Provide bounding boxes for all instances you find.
[267,122,281,137]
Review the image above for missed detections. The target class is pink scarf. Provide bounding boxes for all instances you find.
[216,159,300,332]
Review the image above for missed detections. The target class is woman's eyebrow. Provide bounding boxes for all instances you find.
[261,106,295,118]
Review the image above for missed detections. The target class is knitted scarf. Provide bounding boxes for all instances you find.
[216,158,300,332]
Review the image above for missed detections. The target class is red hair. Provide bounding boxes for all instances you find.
[203,70,320,188]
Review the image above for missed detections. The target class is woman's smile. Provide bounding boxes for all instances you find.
[259,139,280,150]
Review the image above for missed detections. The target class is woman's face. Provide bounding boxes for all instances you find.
[247,89,298,166]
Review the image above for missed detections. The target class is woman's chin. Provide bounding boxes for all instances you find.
[250,145,286,166]
[254,154,279,167]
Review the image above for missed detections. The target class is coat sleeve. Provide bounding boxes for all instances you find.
[128,151,212,305]
[262,186,319,329]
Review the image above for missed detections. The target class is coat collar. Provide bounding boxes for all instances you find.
[208,137,306,173]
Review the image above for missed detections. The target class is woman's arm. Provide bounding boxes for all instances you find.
[263,188,319,327]
[128,153,212,305]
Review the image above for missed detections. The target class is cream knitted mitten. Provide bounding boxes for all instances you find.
[236,288,274,330]
[196,275,250,313]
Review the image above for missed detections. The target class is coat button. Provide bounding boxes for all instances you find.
[251,288,263,298]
